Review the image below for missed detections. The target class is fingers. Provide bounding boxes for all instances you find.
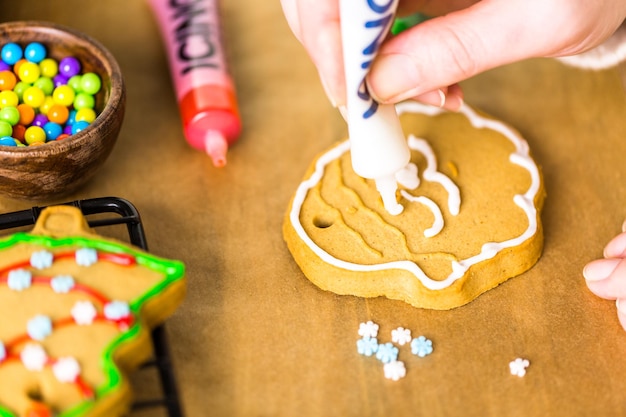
[284,0,626,109]
[584,224,626,332]
[280,0,475,109]
[406,84,464,110]
[604,224,626,258]
[585,257,626,333]
[584,258,626,299]
[396,0,480,19]
[366,0,583,104]
[283,0,345,107]
[584,229,626,300]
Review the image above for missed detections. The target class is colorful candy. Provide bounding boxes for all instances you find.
[1,43,23,65]
[24,42,46,63]
[0,121,12,137]
[0,71,16,91]
[0,41,102,147]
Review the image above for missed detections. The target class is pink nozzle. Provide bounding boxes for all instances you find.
[205,130,229,167]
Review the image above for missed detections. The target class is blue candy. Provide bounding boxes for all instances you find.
[71,120,90,135]
[24,42,46,63]
[44,121,63,140]
[1,43,22,65]
[0,136,16,146]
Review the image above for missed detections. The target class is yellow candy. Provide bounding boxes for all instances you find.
[0,90,18,108]
[17,61,41,84]
[52,85,75,107]
[75,108,96,124]
[39,58,58,78]
[39,96,55,115]
[22,86,45,108]
[24,126,46,145]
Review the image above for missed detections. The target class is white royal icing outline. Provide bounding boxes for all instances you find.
[405,135,460,216]
[289,101,540,291]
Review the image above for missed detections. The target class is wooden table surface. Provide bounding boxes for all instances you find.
[2,2,626,417]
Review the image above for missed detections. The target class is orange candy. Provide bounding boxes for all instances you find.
[0,70,17,91]
[12,58,28,76]
[47,104,69,124]
[17,103,35,125]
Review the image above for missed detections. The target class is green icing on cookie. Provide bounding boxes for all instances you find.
[0,231,185,417]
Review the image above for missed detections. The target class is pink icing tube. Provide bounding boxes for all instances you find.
[147,0,242,167]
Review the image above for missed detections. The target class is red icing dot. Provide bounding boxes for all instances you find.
[115,315,133,331]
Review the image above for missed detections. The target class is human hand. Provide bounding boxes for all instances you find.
[584,221,626,331]
[281,0,626,110]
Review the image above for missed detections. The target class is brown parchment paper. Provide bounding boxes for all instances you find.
[1,1,626,417]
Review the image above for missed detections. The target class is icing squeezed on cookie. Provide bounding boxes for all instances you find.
[340,0,418,215]
[289,101,541,291]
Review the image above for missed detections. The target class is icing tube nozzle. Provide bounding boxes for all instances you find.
[340,0,417,215]
[204,130,229,167]
[375,175,404,215]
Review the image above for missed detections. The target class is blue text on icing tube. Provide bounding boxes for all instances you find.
[357,0,395,119]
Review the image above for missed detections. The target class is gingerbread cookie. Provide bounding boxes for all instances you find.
[283,101,545,310]
[0,205,186,417]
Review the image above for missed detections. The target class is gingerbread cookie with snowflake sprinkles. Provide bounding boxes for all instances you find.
[0,205,185,417]
[283,101,546,310]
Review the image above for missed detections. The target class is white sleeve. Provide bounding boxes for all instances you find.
[556,22,626,70]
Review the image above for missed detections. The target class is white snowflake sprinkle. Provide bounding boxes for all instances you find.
[75,248,98,266]
[391,327,412,346]
[383,360,406,381]
[20,343,47,371]
[104,301,130,321]
[53,357,81,383]
[71,301,97,325]
[30,250,53,269]
[358,321,379,339]
[509,358,530,377]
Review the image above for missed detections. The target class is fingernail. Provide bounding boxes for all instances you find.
[617,299,625,314]
[437,89,446,108]
[583,258,621,281]
[369,54,420,103]
[445,94,464,111]
[409,89,448,108]
[622,220,626,233]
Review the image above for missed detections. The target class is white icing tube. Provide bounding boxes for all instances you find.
[340,0,413,215]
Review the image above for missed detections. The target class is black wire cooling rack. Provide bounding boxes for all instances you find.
[0,196,183,417]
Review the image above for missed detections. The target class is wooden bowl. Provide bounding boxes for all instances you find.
[0,21,125,201]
